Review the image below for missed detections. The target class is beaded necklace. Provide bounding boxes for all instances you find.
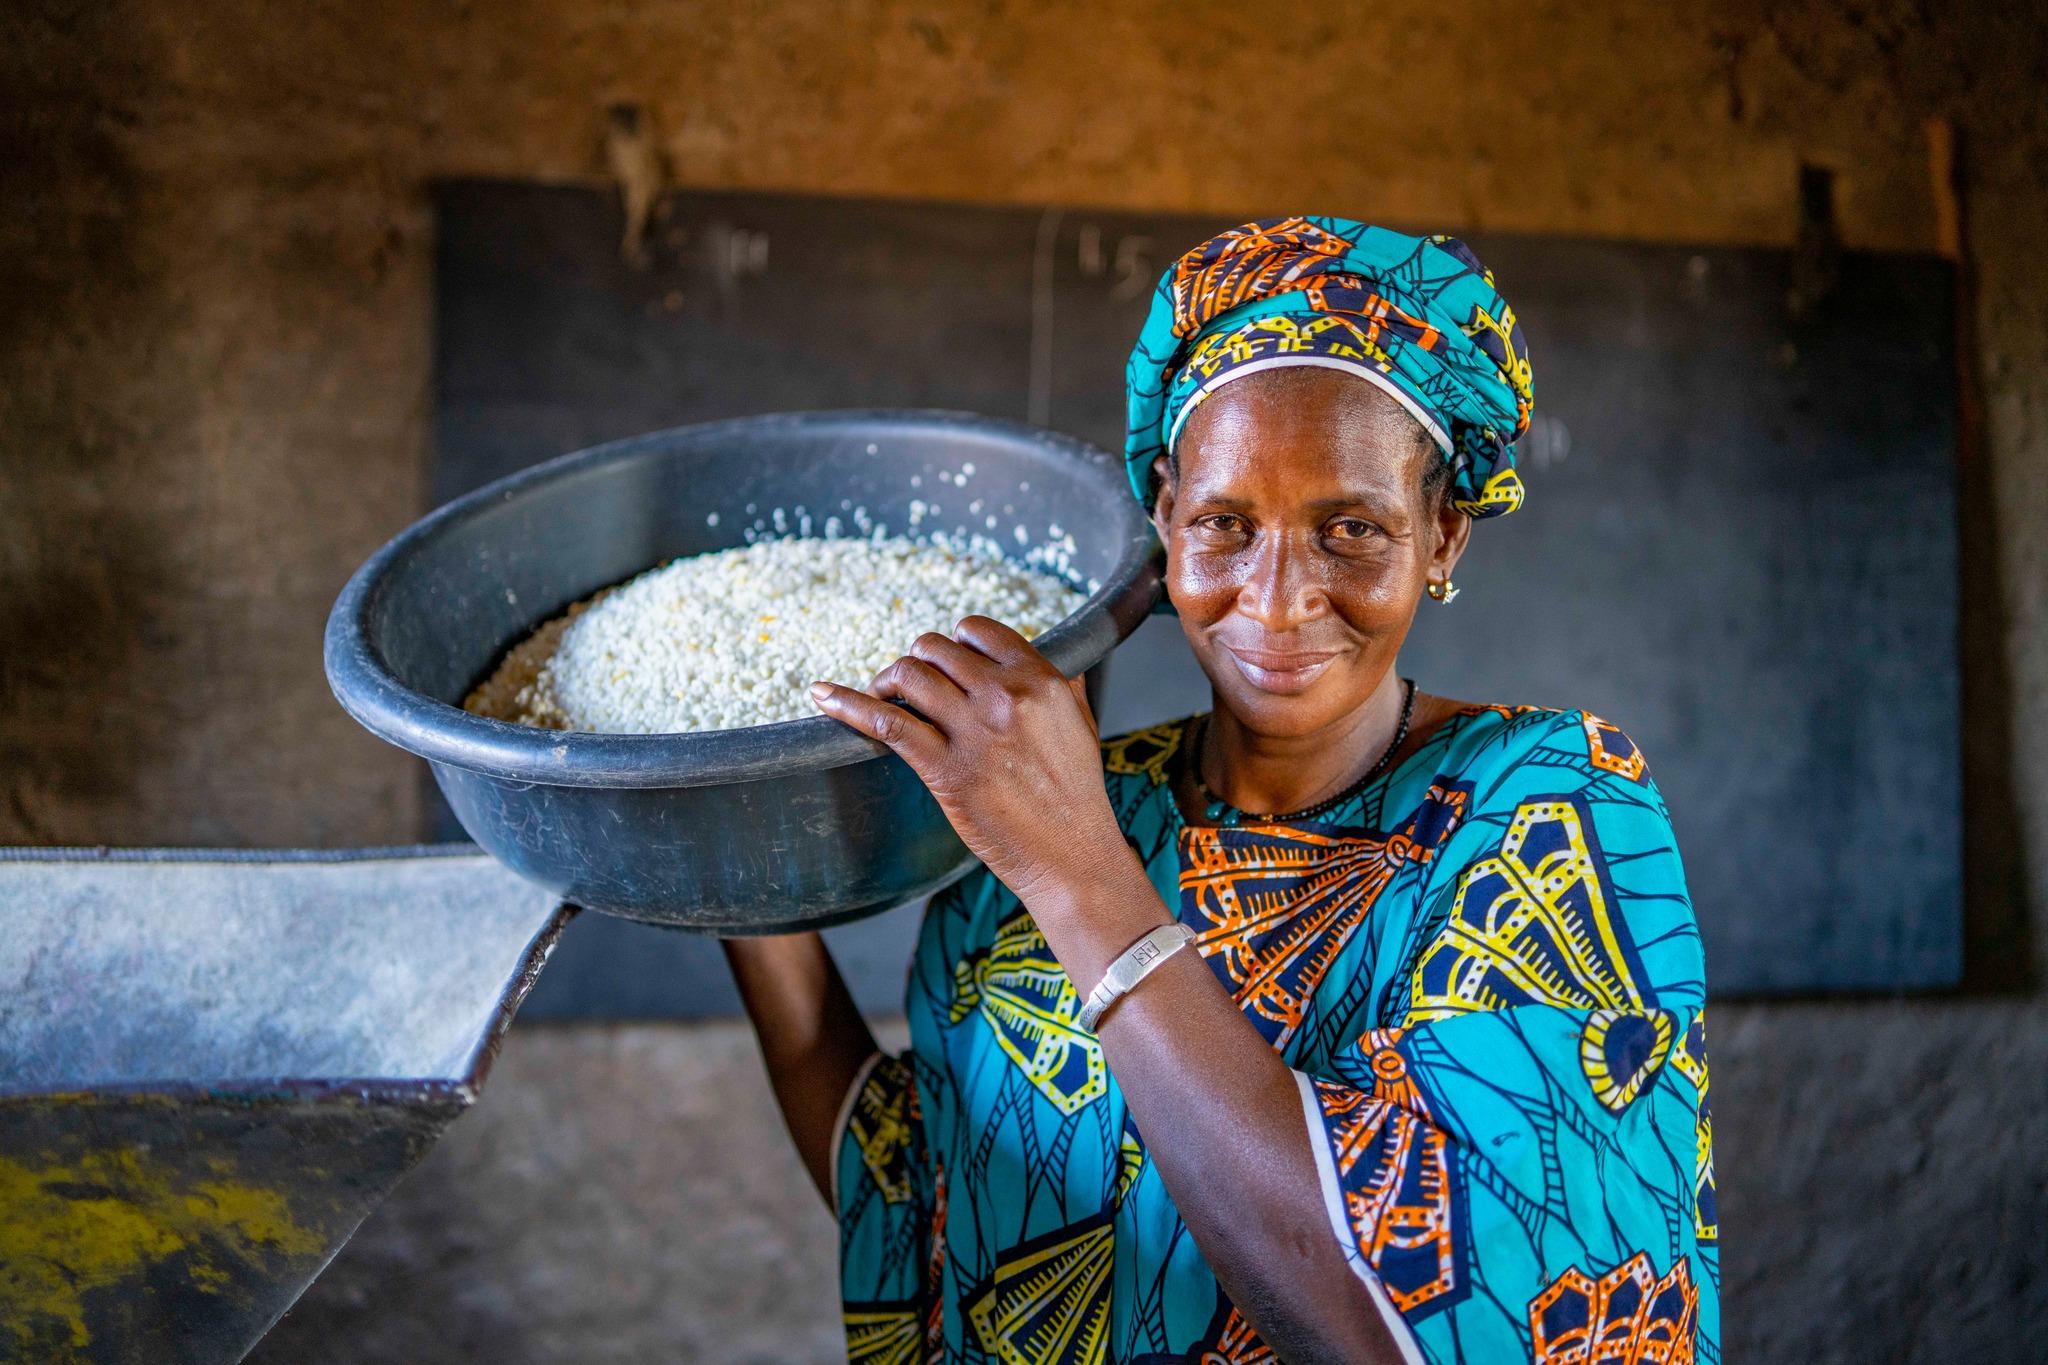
[1189,677,1417,827]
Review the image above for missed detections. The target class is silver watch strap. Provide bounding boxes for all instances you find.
[1077,923,1195,1032]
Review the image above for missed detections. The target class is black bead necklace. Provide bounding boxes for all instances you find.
[1191,677,1417,827]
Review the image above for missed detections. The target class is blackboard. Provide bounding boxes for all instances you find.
[432,181,1961,1009]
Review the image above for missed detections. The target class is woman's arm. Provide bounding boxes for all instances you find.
[721,933,880,1203]
[811,617,1405,1363]
[1043,863,1408,1364]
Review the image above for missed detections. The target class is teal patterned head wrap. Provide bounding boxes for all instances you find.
[1123,216,1534,517]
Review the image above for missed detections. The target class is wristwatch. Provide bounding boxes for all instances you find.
[1077,922,1196,1032]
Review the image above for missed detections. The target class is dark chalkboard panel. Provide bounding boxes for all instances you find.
[432,181,1961,1008]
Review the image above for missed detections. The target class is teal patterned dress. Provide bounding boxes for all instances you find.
[834,703,1718,1364]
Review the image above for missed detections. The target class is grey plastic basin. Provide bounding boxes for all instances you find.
[324,410,1162,932]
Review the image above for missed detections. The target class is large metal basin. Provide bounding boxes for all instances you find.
[324,410,1162,932]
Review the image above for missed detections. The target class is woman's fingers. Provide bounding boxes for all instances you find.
[955,616,1082,721]
[952,615,1046,671]
[808,681,943,767]
[906,630,1000,690]
[814,616,1067,769]
[867,655,967,722]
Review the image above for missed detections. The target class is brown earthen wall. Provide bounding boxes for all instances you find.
[6,2,2044,1359]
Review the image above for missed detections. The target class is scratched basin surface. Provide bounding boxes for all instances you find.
[0,847,567,1364]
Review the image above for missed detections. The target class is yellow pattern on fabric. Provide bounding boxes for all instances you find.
[1693,1110,1717,1245]
[1670,1016,1707,1094]
[948,913,1106,1115]
[1672,1014,1716,1244]
[1410,798,1645,1021]
[1452,466,1524,517]
[1098,723,1184,788]
[1462,300,1533,418]
[966,1219,1115,1365]
[849,1058,916,1205]
[1114,1128,1144,1208]
[1182,313,1394,377]
[1176,313,1404,441]
[1578,1008,1675,1112]
[844,1307,925,1365]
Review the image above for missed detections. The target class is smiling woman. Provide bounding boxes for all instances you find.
[1160,367,1463,821]
[727,218,1715,1364]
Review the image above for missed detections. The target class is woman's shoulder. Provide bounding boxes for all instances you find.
[1087,703,1659,801]
[1424,700,1658,795]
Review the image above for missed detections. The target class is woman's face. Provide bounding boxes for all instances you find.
[1152,367,1470,738]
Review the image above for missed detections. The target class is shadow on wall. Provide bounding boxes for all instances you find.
[1937,124,2038,998]
[0,7,195,846]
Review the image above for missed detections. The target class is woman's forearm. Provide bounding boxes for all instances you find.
[1032,855,1405,1365]
[721,933,880,1204]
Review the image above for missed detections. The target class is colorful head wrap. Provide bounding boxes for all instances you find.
[1124,216,1534,518]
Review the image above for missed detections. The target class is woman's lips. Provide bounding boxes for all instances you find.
[1221,644,1340,695]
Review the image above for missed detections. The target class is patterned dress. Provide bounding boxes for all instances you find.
[835,704,1718,1364]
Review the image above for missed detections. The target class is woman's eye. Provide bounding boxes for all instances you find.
[1194,514,1248,536]
[1327,517,1378,541]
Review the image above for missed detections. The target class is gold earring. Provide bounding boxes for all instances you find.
[1427,578,1460,604]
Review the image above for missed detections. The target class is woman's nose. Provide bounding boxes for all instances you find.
[1237,532,1326,630]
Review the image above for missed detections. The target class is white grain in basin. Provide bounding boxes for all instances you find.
[512,535,1087,734]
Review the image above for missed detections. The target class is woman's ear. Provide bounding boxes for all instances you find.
[1431,496,1472,579]
[1150,455,1175,536]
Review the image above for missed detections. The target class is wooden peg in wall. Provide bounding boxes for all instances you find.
[606,103,666,269]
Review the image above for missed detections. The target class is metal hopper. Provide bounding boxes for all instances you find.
[0,847,568,1363]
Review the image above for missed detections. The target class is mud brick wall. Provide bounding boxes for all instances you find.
[7,3,2044,1359]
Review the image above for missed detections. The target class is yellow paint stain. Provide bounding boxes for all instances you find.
[0,1146,324,1360]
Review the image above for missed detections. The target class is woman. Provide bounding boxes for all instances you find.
[726,218,1717,1363]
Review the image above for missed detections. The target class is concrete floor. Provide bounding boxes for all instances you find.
[253,1020,897,1365]
[253,1003,2048,1364]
